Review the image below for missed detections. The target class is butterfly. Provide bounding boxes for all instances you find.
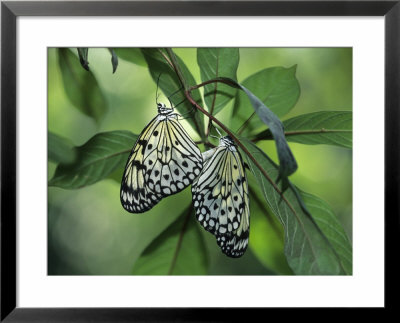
[191,135,250,258]
[120,102,203,213]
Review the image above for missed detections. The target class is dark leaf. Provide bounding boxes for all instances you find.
[77,47,89,71]
[109,48,119,73]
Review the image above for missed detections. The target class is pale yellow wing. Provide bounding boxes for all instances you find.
[120,117,163,213]
[143,118,202,196]
[121,115,202,213]
[192,144,249,258]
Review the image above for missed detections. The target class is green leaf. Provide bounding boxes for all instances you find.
[48,132,76,164]
[255,111,352,148]
[132,206,208,275]
[49,130,137,189]
[248,184,293,275]
[197,48,239,115]
[141,48,205,139]
[232,66,300,134]
[300,191,352,275]
[77,47,89,71]
[58,48,108,123]
[109,48,118,73]
[240,138,352,275]
[113,48,147,67]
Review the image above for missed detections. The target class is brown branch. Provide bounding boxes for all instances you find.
[205,52,220,137]
[237,111,256,135]
[188,78,236,91]
[158,49,173,69]
[161,48,204,140]
[165,48,187,90]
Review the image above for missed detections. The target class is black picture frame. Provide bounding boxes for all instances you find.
[1,0,398,320]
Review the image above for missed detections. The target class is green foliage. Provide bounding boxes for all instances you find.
[77,47,119,73]
[58,48,108,123]
[300,191,352,274]
[258,111,352,148]
[113,48,147,66]
[232,66,300,134]
[109,48,119,73]
[49,131,136,189]
[48,47,352,276]
[214,77,298,187]
[77,48,89,71]
[141,48,205,139]
[240,139,350,274]
[132,207,208,275]
[248,183,293,274]
[48,181,190,275]
[197,48,239,114]
[48,131,76,164]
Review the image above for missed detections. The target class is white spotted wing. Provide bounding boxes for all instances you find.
[192,136,250,258]
[121,103,203,213]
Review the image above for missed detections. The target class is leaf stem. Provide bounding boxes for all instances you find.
[166,48,187,90]
[188,78,236,91]
[158,49,174,69]
[163,48,205,140]
[168,204,193,275]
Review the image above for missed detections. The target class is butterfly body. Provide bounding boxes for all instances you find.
[192,135,250,258]
[121,103,202,213]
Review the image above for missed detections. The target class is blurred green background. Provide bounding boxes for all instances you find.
[48,48,352,275]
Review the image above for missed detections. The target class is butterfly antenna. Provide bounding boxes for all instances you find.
[156,73,162,104]
[215,127,223,138]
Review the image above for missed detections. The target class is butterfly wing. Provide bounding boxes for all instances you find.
[120,117,163,213]
[192,146,250,258]
[143,117,202,196]
[121,114,202,213]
